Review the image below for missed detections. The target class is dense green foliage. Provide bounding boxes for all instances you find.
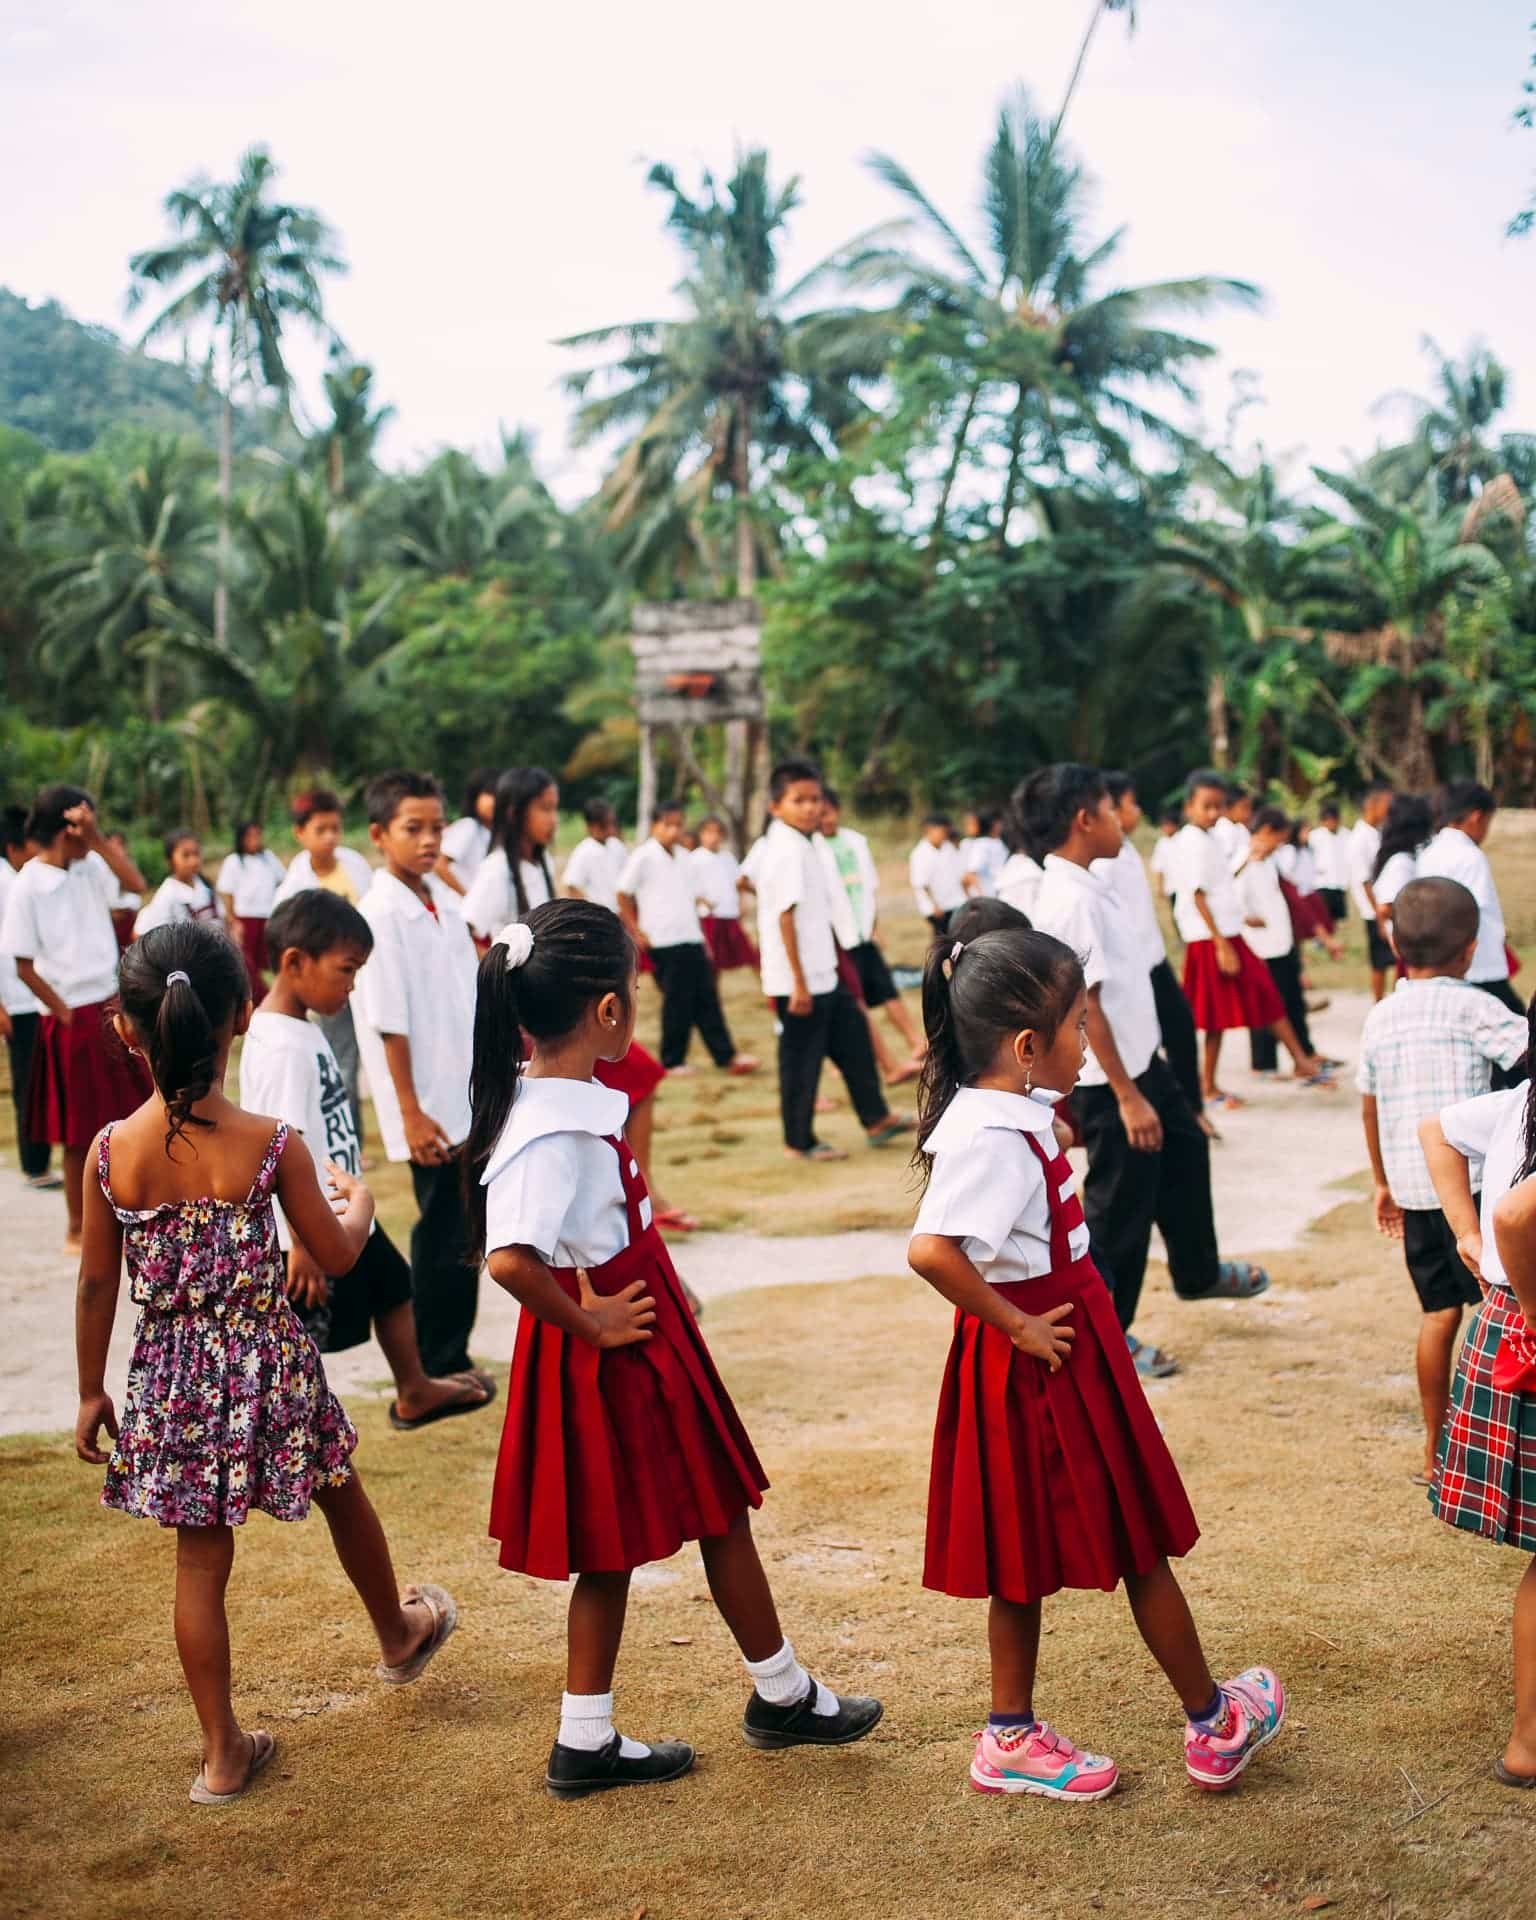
[5,97,1536,839]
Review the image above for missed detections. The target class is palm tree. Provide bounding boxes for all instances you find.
[1051,2,1140,151]
[309,357,392,500]
[561,151,894,596]
[388,440,570,579]
[126,145,346,644]
[854,90,1260,550]
[1370,340,1536,509]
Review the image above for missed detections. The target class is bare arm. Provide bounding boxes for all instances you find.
[80,814,146,894]
[1084,985,1161,1152]
[432,854,468,897]
[1419,1116,1483,1283]
[274,1134,373,1273]
[909,1233,1075,1371]
[16,957,69,1023]
[74,1137,125,1463]
[1493,1182,1536,1323]
[380,1031,452,1162]
[779,906,812,1015]
[1361,1094,1402,1238]
[616,891,647,950]
[487,1244,654,1349]
[1190,890,1239,976]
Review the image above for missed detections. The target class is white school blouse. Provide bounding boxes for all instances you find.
[239,1010,369,1251]
[1439,1086,1527,1295]
[462,848,554,938]
[1417,828,1508,982]
[216,849,287,918]
[562,835,624,913]
[1167,825,1241,942]
[1033,855,1159,1088]
[134,874,226,936]
[756,819,839,998]
[689,845,743,919]
[617,840,704,948]
[1235,855,1293,961]
[961,835,1008,898]
[1373,849,1418,914]
[996,851,1044,919]
[352,871,478,1159]
[1212,817,1250,868]
[1309,825,1343,890]
[1348,820,1381,923]
[1091,840,1165,971]
[440,815,492,887]
[0,862,44,1015]
[0,851,121,1007]
[910,838,968,918]
[481,1076,649,1266]
[912,1087,1089,1283]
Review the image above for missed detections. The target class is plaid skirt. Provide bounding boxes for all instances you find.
[1431,1293,1536,1553]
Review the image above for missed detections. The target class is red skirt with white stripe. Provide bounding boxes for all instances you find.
[29,1004,153,1148]
[1181,934,1285,1033]
[701,915,759,972]
[924,1254,1200,1602]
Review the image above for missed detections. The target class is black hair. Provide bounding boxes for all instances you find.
[1225,782,1250,806]
[821,785,841,809]
[464,899,637,1256]
[2,804,29,853]
[1359,779,1394,803]
[1251,805,1290,836]
[1184,769,1227,802]
[490,766,558,917]
[1011,763,1106,863]
[365,768,444,830]
[1436,779,1496,828]
[117,921,250,1156]
[1103,770,1135,806]
[26,783,93,846]
[162,825,199,861]
[914,923,1083,1178]
[697,813,725,833]
[583,795,616,828]
[1391,877,1479,971]
[975,808,1004,837]
[232,820,264,860]
[1372,792,1433,882]
[462,768,499,818]
[652,799,685,821]
[921,811,953,830]
[949,897,1033,940]
[1318,801,1340,822]
[770,758,822,802]
[265,889,374,971]
[291,787,343,828]
[1159,804,1182,830]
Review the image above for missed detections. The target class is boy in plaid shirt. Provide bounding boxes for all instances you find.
[1358,877,1527,1481]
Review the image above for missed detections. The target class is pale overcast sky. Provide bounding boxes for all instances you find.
[2,1,1531,501]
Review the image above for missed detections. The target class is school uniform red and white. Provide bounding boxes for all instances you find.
[1238,851,1312,1068]
[440,814,492,890]
[915,1086,1199,1601]
[819,825,902,1010]
[352,869,480,1377]
[462,848,557,942]
[1274,840,1333,943]
[1092,839,1203,1119]
[1310,822,1347,919]
[0,850,150,1146]
[910,838,968,930]
[1431,1088,1536,1551]
[561,834,627,915]
[0,859,52,1181]
[996,850,1044,920]
[484,1076,766,1577]
[1418,827,1519,1009]
[619,840,740,1071]
[271,845,375,908]
[216,846,287,994]
[1033,856,1221,1327]
[133,873,225,937]
[1166,824,1283,1034]
[690,844,758,972]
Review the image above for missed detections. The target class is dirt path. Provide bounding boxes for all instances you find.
[0,993,1373,1437]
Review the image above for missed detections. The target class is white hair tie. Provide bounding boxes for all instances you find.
[165,970,191,987]
[496,923,535,970]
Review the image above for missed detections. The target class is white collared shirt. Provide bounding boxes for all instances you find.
[1235,854,1293,960]
[239,1009,370,1251]
[617,839,703,949]
[689,845,742,919]
[1149,834,1178,890]
[1092,841,1166,970]
[0,862,44,1015]
[997,851,1045,919]
[440,815,491,887]
[910,838,968,917]
[272,846,375,909]
[562,835,625,913]
[1373,849,1418,911]
[1309,824,1343,889]
[1167,824,1242,942]
[1212,817,1250,868]
[481,1076,648,1265]
[0,850,121,1008]
[1438,1086,1529,1293]
[461,848,554,939]
[134,874,225,937]
[352,870,478,1159]
[1417,827,1507,981]
[1349,820,1381,922]
[757,819,839,997]
[961,835,1008,897]
[912,1086,1089,1282]
[1033,855,1160,1087]
[821,827,880,944]
[215,849,286,918]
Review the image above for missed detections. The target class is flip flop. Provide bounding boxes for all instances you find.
[791,1143,848,1162]
[189,1729,277,1805]
[1494,1757,1536,1789]
[389,1376,496,1431]
[376,1583,458,1685]
[1300,1071,1337,1089]
[1127,1334,1181,1379]
[1187,1262,1270,1301]
[1206,1093,1245,1113]
[654,1206,700,1233]
[726,1056,760,1076]
[1409,1471,1432,1487]
[23,1171,65,1191]
[866,1116,915,1148]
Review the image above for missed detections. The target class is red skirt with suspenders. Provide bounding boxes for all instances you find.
[924,1133,1200,1604]
[488,1136,767,1580]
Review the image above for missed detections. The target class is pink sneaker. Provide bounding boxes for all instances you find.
[970,1721,1119,1801]
[1184,1668,1286,1791]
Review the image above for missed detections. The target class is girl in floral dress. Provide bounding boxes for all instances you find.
[74,921,458,1806]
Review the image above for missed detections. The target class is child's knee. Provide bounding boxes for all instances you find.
[176,1524,235,1576]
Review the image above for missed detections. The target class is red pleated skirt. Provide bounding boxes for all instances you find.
[29,1004,153,1148]
[701,915,760,972]
[488,1228,768,1579]
[593,1043,667,1110]
[924,1256,1199,1603]
[835,946,865,1004]
[238,915,269,996]
[1181,934,1285,1033]
[1280,876,1333,941]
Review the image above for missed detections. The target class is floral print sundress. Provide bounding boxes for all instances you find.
[99,1120,357,1528]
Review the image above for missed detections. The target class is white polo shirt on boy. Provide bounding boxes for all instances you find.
[1235,855,1293,961]
[757,819,838,999]
[239,1009,369,1250]
[1032,855,1159,1089]
[910,837,968,919]
[0,862,44,1016]
[481,1076,645,1265]
[1349,819,1382,924]
[617,840,704,949]
[997,850,1045,919]
[1417,827,1508,983]
[216,849,287,918]
[272,846,375,909]
[0,852,121,1007]
[1166,824,1242,943]
[1310,824,1343,891]
[562,835,625,914]
[689,845,743,920]
[1092,841,1166,971]
[352,871,478,1159]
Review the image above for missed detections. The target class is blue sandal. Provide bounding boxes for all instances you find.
[1126,1334,1181,1378]
[1195,1262,1270,1300]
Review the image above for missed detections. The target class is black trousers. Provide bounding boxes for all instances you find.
[651,942,736,1068]
[1076,1054,1221,1330]
[1250,948,1310,1070]
[409,1154,478,1377]
[775,982,887,1150]
[1149,958,1202,1115]
[5,1010,50,1178]
[1475,976,1529,1088]
[1321,888,1347,924]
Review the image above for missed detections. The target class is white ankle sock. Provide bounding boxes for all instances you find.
[558,1690,650,1759]
[743,1638,837,1715]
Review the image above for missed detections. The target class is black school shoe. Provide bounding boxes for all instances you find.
[544,1733,696,1800]
[742,1682,884,1749]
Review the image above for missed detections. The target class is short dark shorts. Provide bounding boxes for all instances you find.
[1320,888,1347,924]
[296,1224,413,1353]
[1402,1207,1482,1314]
[1366,922,1395,973]
[851,940,899,1008]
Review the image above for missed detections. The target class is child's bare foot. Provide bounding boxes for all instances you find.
[376,1584,457,1682]
[1501,1730,1536,1784]
[725,1053,759,1076]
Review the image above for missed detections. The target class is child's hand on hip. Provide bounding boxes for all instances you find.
[1372,1184,1404,1239]
[578,1269,656,1348]
[1008,1303,1075,1372]
[1455,1229,1484,1285]
[75,1393,118,1465]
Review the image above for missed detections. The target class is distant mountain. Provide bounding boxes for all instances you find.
[0,287,273,455]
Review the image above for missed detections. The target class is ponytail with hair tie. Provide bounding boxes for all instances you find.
[118,923,250,1156]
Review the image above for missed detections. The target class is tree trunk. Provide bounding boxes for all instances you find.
[1206,667,1230,769]
[733,407,755,598]
[928,382,982,558]
[723,718,748,847]
[1049,1,1107,155]
[216,369,233,649]
[996,388,1031,550]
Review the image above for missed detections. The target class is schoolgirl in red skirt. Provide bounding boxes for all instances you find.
[467,901,882,1799]
[908,921,1285,1802]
